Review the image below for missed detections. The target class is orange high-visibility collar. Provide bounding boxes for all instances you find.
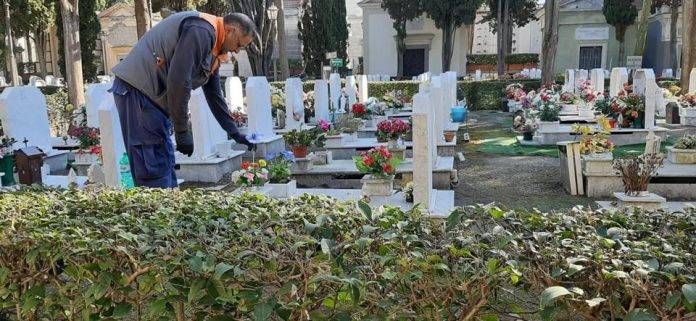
[198,12,230,72]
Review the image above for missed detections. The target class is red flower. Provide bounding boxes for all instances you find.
[363,155,374,167]
[89,145,102,155]
[382,163,394,174]
[242,161,250,170]
[378,147,391,159]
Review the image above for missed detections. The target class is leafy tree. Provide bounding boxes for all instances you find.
[298,0,349,78]
[423,0,482,72]
[602,0,638,66]
[484,0,538,55]
[381,0,423,77]
[198,0,231,15]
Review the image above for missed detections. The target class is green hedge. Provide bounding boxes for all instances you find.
[1,188,694,320]
[271,79,542,110]
[467,53,540,65]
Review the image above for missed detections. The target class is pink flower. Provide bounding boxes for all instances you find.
[245,173,255,181]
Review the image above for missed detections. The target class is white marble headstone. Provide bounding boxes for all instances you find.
[634,69,658,129]
[0,76,8,87]
[590,69,605,94]
[0,86,53,153]
[430,77,445,144]
[44,75,55,85]
[85,83,113,128]
[411,111,433,208]
[445,71,458,109]
[357,75,368,102]
[690,68,696,94]
[225,77,244,112]
[475,70,482,81]
[245,77,275,139]
[413,88,437,166]
[564,69,576,93]
[662,69,674,78]
[345,75,358,107]
[610,68,629,97]
[329,73,341,112]
[313,80,330,122]
[284,78,305,130]
[97,96,126,188]
[187,89,229,160]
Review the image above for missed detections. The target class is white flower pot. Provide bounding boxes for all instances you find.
[536,121,560,133]
[74,152,99,164]
[667,147,696,164]
[267,180,297,198]
[561,104,578,113]
[325,134,345,148]
[361,175,394,197]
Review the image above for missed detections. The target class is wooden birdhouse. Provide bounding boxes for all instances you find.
[14,147,45,185]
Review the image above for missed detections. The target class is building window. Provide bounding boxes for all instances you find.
[578,46,602,70]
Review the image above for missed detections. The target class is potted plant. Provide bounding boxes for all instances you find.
[231,160,269,192]
[536,102,560,133]
[615,91,645,128]
[0,135,16,186]
[354,146,401,197]
[577,80,599,109]
[68,125,101,163]
[382,90,405,113]
[352,102,373,127]
[667,135,696,164]
[559,92,578,113]
[335,115,363,142]
[283,126,323,158]
[317,119,344,148]
[403,181,414,203]
[679,94,696,123]
[613,153,664,197]
[265,151,297,198]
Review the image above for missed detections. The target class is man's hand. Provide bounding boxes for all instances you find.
[230,132,256,151]
[175,131,194,156]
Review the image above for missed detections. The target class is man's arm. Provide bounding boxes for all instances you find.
[202,72,239,136]
[166,23,215,133]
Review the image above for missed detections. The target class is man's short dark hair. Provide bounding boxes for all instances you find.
[223,13,256,36]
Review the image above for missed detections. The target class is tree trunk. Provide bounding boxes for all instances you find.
[633,0,651,56]
[617,27,627,67]
[274,0,289,80]
[541,0,559,84]
[504,14,513,54]
[59,0,85,109]
[496,0,505,77]
[3,0,20,85]
[681,0,696,89]
[35,29,47,77]
[442,21,455,72]
[134,0,150,39]
[395,20,407,77]
[669,0,679,72]
[26,32,34,65]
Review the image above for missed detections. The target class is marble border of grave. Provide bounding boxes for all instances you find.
[520,126,669,146]
[680,108,696,126]
[175,150,246,183]
[582,156,696,199]
[357,122,462,139]
[322,137,457,160]
[291,156,455,190]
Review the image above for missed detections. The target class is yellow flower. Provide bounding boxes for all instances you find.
[596,116,611,134]
[258,159,267,167]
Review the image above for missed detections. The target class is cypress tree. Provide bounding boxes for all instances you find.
[298,0,348,78]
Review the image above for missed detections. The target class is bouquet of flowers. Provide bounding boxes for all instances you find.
[365,97,387,116]
[351,103,370,119]
[537,102,559,122]
[381,90,405,109]
[317,118,339,136]
[578,80,599,104]
[231,110,248,127]
[353,146,401,177]
[505,83,524,99]
[376,119,411,141]
[560,92,578,104]
[231,160,269,187]
[265,151,295,184]
[270,86,286,117]
[616,93,646,128]
[572,119,615,155]
[680,93,696,108]
[68,125,101,155]
[674,135,696,149]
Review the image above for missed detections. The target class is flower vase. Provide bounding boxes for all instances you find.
[267,180,297,198]
[361,175,394,197]
[443,131,456,142]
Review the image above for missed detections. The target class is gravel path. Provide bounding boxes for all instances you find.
[454,111,597,211]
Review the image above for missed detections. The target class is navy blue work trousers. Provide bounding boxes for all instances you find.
[110,78,178,188]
